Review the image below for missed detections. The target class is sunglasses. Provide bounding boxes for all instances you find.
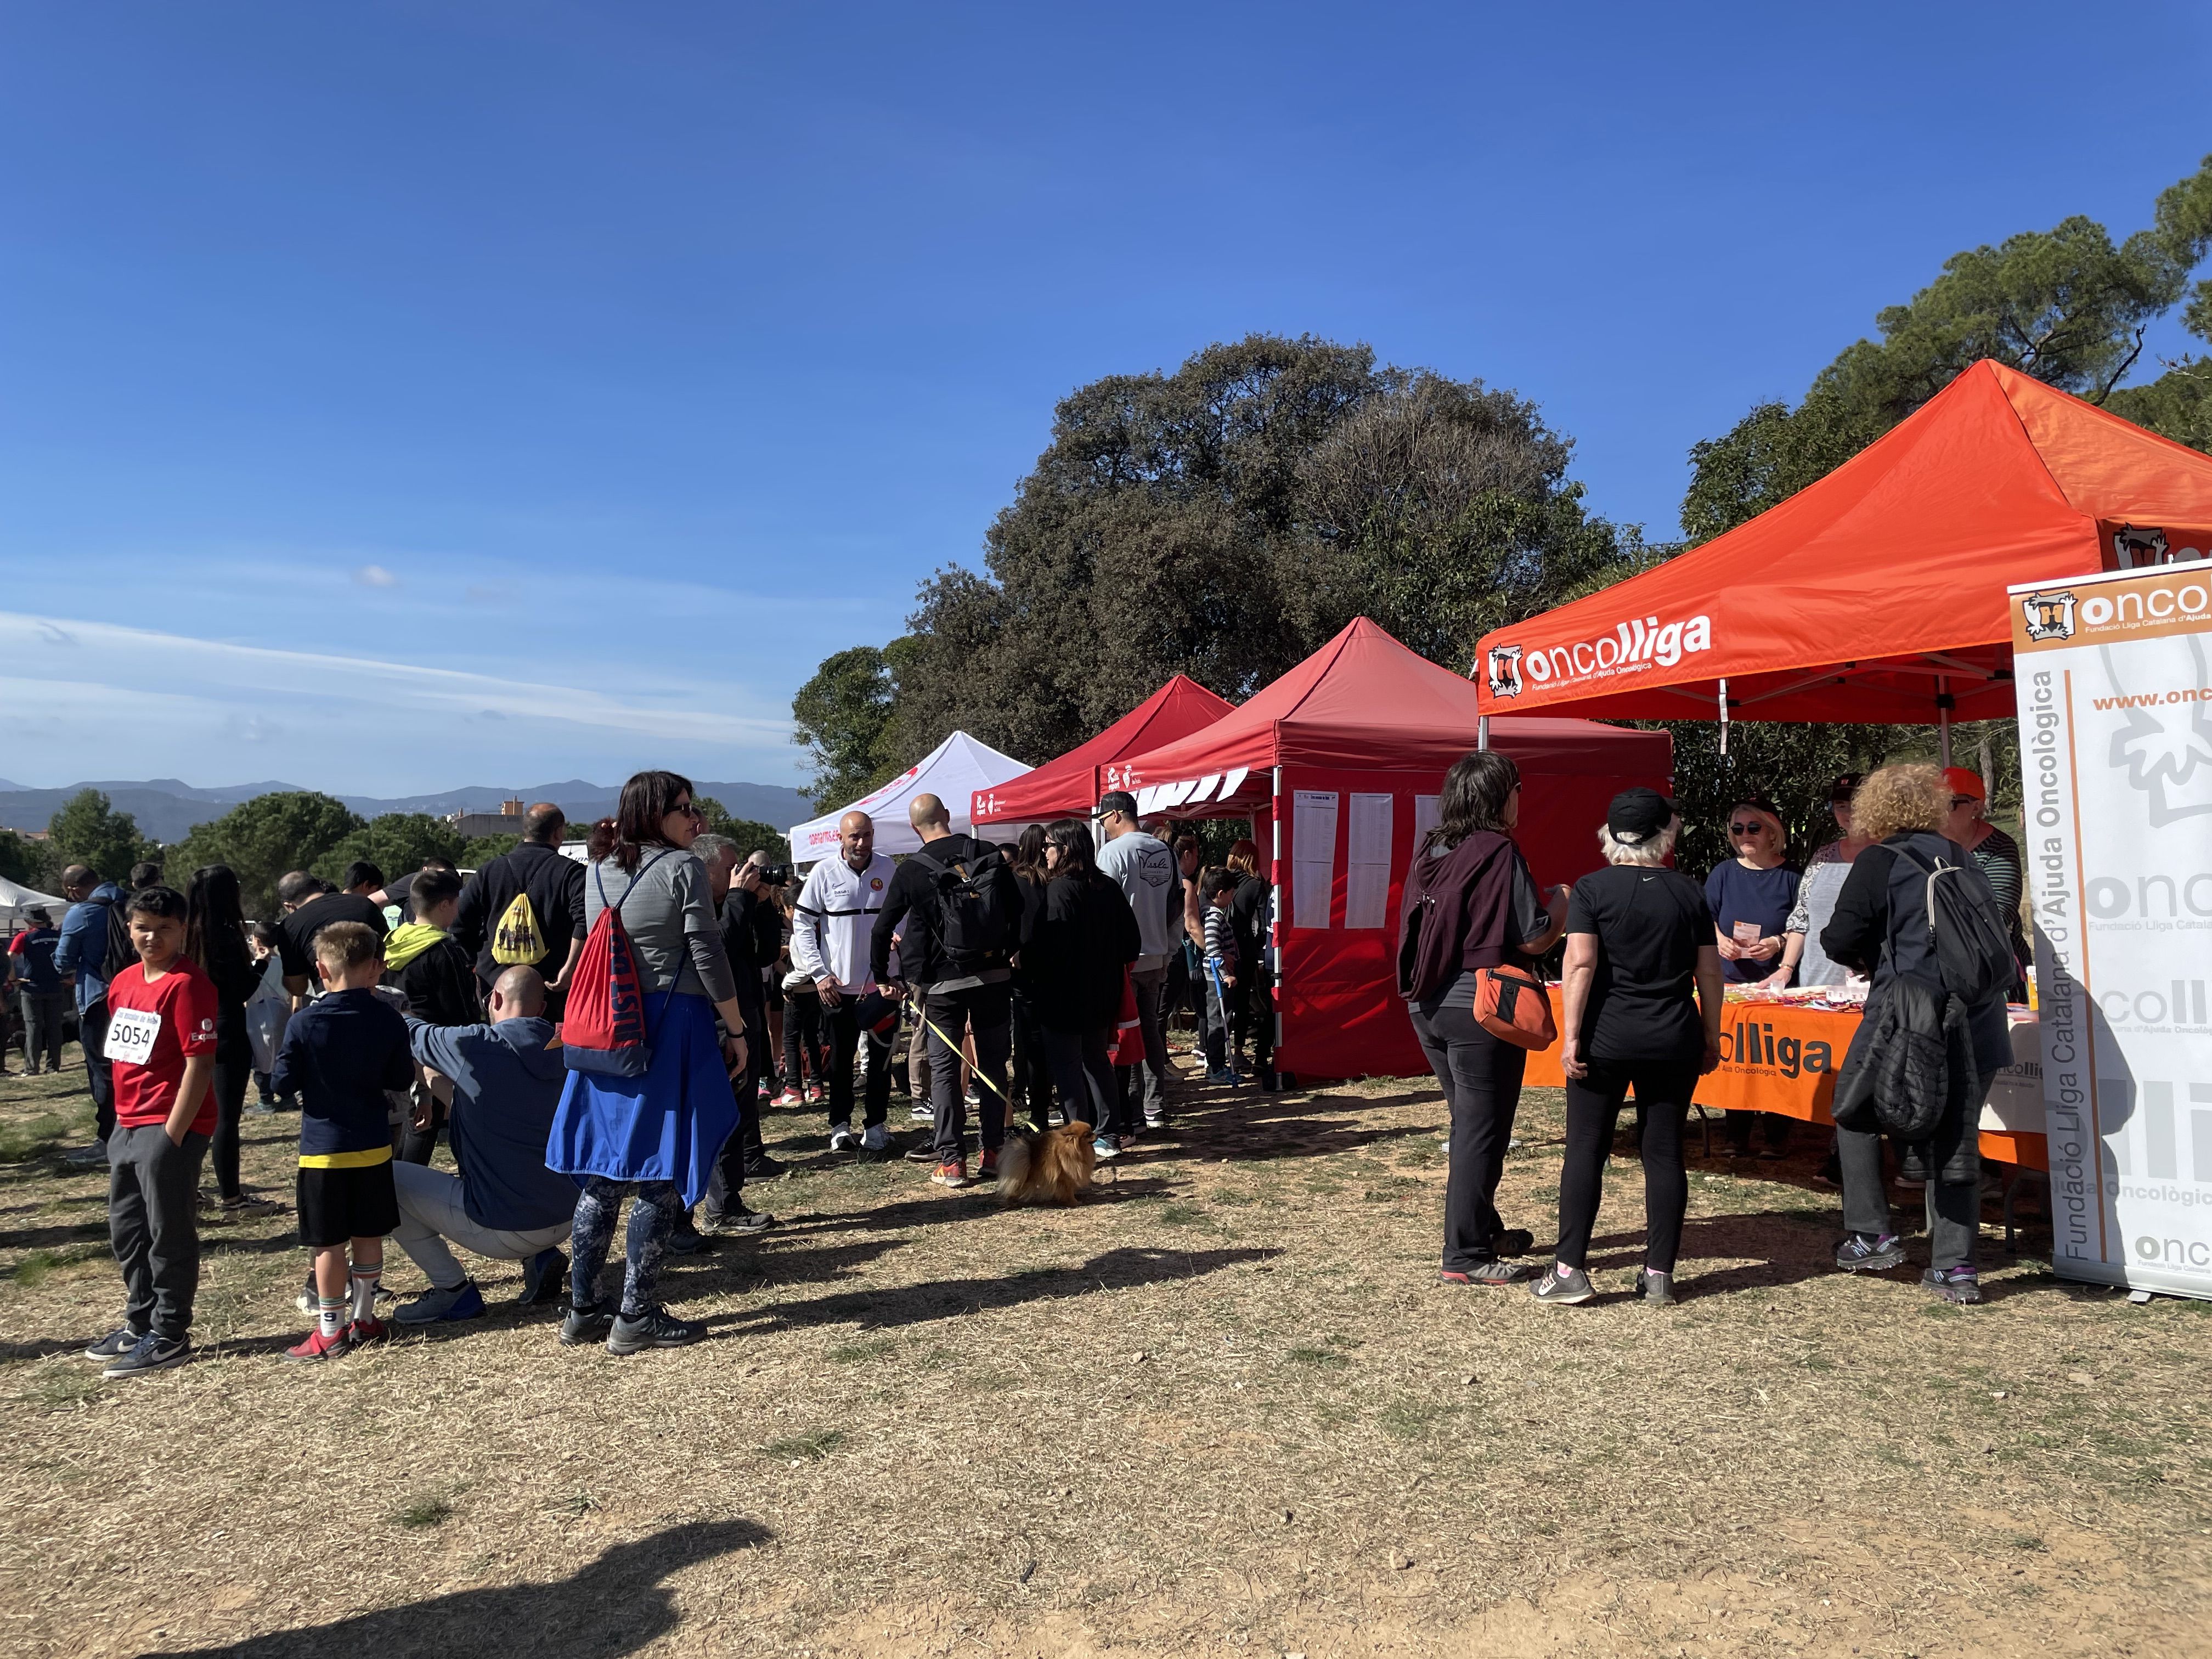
[1950,795,1978,809]
[673,802,703,819]
[1728,821,1771,836]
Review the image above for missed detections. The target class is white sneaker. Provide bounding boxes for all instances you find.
[828,1124,857,1153]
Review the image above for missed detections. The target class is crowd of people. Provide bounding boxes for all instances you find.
[1401,753,2025,1309]
[4,744,2025,1378]
[10,775,1277,1374]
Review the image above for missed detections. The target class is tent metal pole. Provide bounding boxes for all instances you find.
[1477,715,1490,752]
[1271,766,1284,1058]
[1938,675,1953,768]
[1718,679,1730,759]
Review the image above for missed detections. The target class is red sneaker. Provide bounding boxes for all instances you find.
[350,1316,390,1345]
[774,1090,803,1108]
[931,1160,970,1189]
[977,1148,1000,1181]
[285,1325,353,1363]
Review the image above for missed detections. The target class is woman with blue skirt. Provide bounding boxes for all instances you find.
[549,770,751,1355]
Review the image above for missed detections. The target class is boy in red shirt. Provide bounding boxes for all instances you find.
[84,886,219,1379]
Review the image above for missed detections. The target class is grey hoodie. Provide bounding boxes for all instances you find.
[405,1013,578,1231]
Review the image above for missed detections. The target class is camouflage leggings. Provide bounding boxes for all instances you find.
[569,1176,678,1316]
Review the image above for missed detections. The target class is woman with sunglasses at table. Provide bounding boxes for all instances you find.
[546,770,751,1355]
[1704,797,1802,1159]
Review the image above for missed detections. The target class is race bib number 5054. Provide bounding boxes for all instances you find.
[104,1007,162,1067]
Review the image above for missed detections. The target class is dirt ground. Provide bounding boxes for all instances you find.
[2,1037,2208,1659]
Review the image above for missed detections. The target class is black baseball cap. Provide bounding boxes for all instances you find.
[1095,790,1138,820]
[1607,787,1679,845]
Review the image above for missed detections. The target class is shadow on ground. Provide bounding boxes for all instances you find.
[143,1517,770,1658]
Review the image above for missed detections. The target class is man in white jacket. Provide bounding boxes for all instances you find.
[791,811,899,1154]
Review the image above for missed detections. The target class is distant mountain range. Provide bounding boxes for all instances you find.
[0,778,816,844]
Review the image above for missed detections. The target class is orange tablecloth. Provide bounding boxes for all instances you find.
[1521,990,2048,1170]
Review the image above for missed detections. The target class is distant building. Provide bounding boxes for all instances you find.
[449,798,527,840]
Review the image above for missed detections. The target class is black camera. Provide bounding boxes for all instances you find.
[753,862,792,889]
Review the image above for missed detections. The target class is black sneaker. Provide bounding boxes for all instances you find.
[1835,1232,1906,1272]
[1922,1266,1983,1305]
[558,1300,617,1346]
[902,1142,940,1163]
[1528,1265,1594,1305]
[102,1331,191,1379]
[1490,1229,1536,1259]
[1637,1268,1678,1306]
[702,1206,775,1235]
[1445,1259,1525,1286]
[83,1324,145,1361]
[665,1220,713,1256]
[743,1153,785,1179]
[606,1306,706,1355]
[520,1247,568,1306]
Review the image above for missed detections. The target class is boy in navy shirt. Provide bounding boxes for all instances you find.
[273,921,412,1361]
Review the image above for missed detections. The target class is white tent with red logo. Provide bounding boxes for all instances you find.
[784,731,1030,864]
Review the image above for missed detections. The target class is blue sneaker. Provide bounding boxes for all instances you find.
[395,1280,486,1325]
[1092,1135,1121,1162]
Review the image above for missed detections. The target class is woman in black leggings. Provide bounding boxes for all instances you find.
[1532,789,1724,1307]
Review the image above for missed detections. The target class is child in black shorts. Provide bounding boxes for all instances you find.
[273,921,412,1361]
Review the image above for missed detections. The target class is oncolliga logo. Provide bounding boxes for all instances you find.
[1512,613,1713,689]
[1485,644,1525,698]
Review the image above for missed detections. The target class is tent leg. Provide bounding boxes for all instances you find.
[1717,678,1730,759]
[1477,715,1490,752]
[1937,675,1953,769]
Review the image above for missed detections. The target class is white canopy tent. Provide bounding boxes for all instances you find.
[0,873,67,932]
[786,731,1030,864]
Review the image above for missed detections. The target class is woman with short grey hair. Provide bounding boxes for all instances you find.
[1532,788,1724,1307]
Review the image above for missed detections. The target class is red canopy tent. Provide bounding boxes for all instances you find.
[969,674,1235,831]
[1115,618,1671,1079]
[1471,360,2212,746]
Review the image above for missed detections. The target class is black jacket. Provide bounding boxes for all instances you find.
[870,833,1023,988]
[391,936,481,1028]
[1025,870,1140,1032]
[453,842,586,991]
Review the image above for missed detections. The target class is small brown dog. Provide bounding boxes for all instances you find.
[996,1120,1096,1206]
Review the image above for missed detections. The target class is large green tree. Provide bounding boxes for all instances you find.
[849,335,1634,771]
[168,792,363,920]
[0,828,50,890]
[314,813,468,889]
[790,640,921,810]
[47,791,157,882]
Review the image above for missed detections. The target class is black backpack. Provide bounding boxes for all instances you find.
[102,892,136,986]
[1894,844,2016,1007]
[913,844,1015,969]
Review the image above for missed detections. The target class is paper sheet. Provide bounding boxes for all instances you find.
[1220,765,1250,804]
[1291,790,1340,928]
[1344,792,1394,929]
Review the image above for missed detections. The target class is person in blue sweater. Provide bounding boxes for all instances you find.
[390,965,580,1324]
[54,866,127,1161]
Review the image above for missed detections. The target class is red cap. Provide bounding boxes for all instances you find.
[1942,766,1987,802]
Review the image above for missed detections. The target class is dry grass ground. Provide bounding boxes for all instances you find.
[1,1039,2208,1659]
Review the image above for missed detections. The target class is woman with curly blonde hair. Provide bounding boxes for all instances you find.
[1819,763,2013,1305]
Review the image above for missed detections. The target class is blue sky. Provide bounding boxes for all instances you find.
[5,3,2209,794]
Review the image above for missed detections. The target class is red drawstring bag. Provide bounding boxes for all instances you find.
[1111,969,1144,1065]
[561,851,674,1077]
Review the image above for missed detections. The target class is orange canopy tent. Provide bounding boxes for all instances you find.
[1471,360,2212,735]
[969,674,1234,831]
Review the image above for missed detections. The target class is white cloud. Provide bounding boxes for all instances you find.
[354,564,400,588]
[36,621,76,646]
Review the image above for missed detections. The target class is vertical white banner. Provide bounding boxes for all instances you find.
[1290,790,1340,929]
[1344,793,1395,929]
[2012,563,2212,1297]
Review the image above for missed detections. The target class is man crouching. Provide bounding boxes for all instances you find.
[391,966,579,1322]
